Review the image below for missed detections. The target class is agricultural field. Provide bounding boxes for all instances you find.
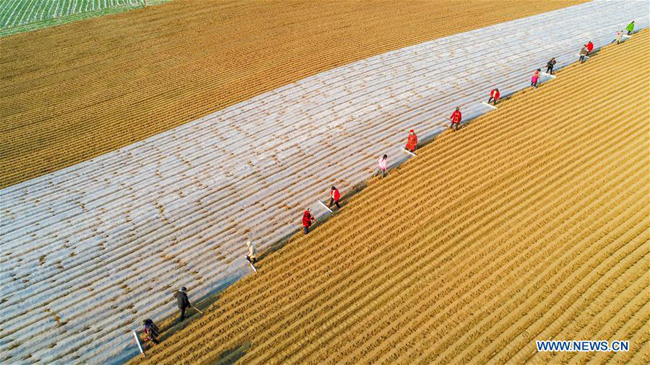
[0,0,587,188]
[1,1,648,363]
[0,0,155,36]
[131,30,650,364]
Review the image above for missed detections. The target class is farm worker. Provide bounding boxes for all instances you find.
[546,58,556,75]
[613,30,624,44]
[375,154,388,178]
[405,130,418,152]
[579,45,589,63]
[586,41,594,55]
[173,287,191,323]
[449,107,462,131]
[302,209,314,234]
[141,319,160,345]
[531,69,541,88]
[488,88,500,105]
[329,186,341,209]
[626,21,634,35]
[245,240,257,264]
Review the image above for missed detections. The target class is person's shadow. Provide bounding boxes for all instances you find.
[155,305,206,343]
[214,343,250,365]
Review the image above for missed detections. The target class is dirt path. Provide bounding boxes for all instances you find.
[128,30,650,364]
[0,0,585,188]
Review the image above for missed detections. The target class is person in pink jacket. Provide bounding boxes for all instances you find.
[375,154,388,178]
[531,69,541,89]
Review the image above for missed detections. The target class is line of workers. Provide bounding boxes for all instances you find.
[301,26,635,235]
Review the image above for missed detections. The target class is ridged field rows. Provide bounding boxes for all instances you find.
[291,44,648,363]
[8,4,643,361]
[252,90,647,365]
[0,0,144,29]
[0,0,587,187]
[129,30,650,364]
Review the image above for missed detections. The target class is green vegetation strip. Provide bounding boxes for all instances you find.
[0,0,170,37]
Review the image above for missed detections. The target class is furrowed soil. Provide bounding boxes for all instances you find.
[129,30,650,364]
[0,0,586,188]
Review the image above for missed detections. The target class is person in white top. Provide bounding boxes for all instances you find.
[375,154,388,178]
[245,240,257,264]
[613,30,624,45]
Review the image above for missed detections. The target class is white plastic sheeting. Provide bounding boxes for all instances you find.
[0,1,647,363]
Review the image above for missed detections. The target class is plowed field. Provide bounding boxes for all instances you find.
[131,30,650,364]
[0,0,586,188]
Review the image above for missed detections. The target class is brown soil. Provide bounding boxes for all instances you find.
[127,30,650,364]
[0,0,586,188]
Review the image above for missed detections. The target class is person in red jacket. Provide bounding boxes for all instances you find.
[329,186,341,209]
[488,88,500,106]
[586,41,594,55]
[449,107,462,131]
[405,130,418,152]
[302,209,314,234]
